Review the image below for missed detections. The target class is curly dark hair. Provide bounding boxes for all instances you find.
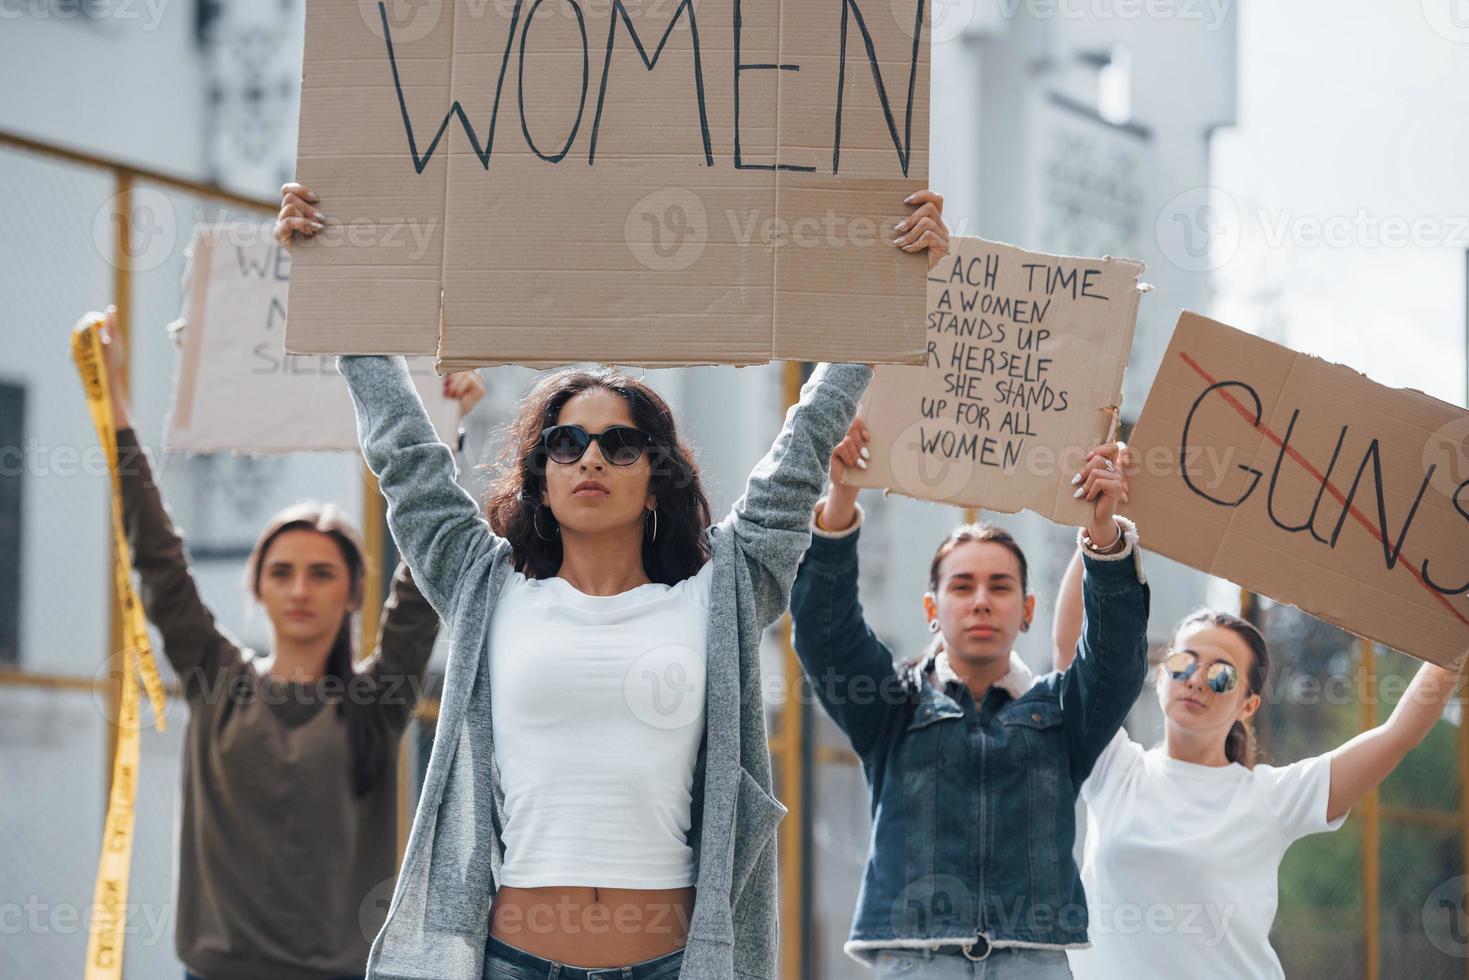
[484,368,712,584]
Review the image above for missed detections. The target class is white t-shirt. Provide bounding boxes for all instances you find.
[488,562,713,888]
[1069,730,1347,980]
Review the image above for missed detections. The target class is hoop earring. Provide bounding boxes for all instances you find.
[533,505,559,541]
[928,620,939,634]
[645,508,659,542]
[1021,619,1032,632]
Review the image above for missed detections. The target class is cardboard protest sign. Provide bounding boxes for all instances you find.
[166,224,459,454]
[845,237,1145,525]
[285,0,931,368]
[1122,312,1469,668]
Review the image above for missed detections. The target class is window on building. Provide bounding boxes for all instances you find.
[0,382,23,665]
[1098,44,1134,126]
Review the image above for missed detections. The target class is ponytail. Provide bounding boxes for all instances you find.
[1225,718,1257,768]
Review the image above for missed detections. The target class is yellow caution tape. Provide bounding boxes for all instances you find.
[73,316,168,980]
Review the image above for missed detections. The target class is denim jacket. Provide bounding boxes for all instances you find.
[789,505,1150,963]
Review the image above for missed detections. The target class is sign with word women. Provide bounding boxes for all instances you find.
[285,0,933,367]
[846,236,1147,526]
[1122,312,1469,668]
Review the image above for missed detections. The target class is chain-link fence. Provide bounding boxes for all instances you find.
[0,135,416,978]
[1263,600,1468,980]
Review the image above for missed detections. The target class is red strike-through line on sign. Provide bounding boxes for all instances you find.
[1177,349,1469,630]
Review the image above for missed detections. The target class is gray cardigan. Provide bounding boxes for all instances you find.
[339,355,872,980]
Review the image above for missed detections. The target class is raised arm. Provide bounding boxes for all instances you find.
[1325,659,1462,823]
[82,309,233,694]
[358,561,438,732]
[719,362,872,629]
[356,384,484,731]
[717,189,949,629]
[790,500,908,763]
[276,184,498,616]
[339,355,499,619]
[115,428,232,693]
[1057,443,1150,782]
[1060,532,1151,782]
[1053,549,1085,672]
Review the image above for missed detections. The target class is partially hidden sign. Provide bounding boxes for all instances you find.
[845,236,1146,526]
[285,0,932,368]
[166,224,459,454]
[1123,312,1469,669]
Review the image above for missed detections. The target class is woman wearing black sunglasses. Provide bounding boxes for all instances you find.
[1053,583,1463,979]
[276,183,950,980]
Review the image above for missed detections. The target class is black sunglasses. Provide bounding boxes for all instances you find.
[540,424,649,466]
[1163,650,1239,694]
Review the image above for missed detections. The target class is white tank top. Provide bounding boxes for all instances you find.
[487,562,712,888]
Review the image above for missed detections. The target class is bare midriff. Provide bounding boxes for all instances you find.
[489,884,696,968]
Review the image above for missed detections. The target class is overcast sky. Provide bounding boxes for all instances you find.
[1211,0,1469,406]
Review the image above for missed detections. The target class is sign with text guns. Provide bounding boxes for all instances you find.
[166,224,458,454]
[845,236,1146,526]
[1122,312,1469,668]
[285,0,931,368]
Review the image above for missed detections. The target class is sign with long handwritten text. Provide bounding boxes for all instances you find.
[846,236,1145,525]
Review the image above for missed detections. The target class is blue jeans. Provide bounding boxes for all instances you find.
[185,974,362,980]
[483,935,684,979]
[873,946,1073,979]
